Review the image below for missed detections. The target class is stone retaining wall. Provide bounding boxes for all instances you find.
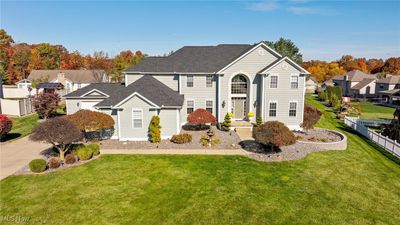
[297,129,347,151]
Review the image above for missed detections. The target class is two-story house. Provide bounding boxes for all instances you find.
[332,70,377,97]
[376,75,400,105]
[64,42,309,141]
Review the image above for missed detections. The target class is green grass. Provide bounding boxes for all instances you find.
[1,98,400,224]
[357,101,396,119]
[1,114,39,142]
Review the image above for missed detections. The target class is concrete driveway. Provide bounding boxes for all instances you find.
[0,137,50,180]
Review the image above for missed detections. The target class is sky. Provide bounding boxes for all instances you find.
[1,0,399,61]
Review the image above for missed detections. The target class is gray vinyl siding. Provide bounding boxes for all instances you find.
[99,109,119,138]
[118,96,157,141]
[125,74,179,91]
[180,74,217,124]
[219,45,279,121]
[159,109,179,138]
[264,60,305,129]
[65,98,103,115]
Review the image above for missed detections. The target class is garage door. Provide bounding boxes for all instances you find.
[80,101,99,111]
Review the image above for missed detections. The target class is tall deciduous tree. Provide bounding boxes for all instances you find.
[264,38,303,63]
[28,43,63,70]
[111,50,144,82]
[0,29,15,84]
[382,57,400,75]
[61,51,84,69]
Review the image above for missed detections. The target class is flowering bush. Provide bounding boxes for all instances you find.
[187,109,216,124]
[0,114,13,137]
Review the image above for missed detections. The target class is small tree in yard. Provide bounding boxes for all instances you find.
[66,110,115,132]
[148,115,161,143]
[188,109,216,125]
[0,114,13,140]
[32,93,60,119]
[252,121,296,150]
[30,117,83,160]
[221,113,232,131]
[256,116,263,126]
[301,104,322,132]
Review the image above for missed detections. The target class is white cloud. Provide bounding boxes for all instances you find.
[287,6,319,15]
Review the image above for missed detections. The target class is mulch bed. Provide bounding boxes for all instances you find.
[100,127,242,150]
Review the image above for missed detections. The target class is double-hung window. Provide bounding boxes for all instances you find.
[187,75,194,87]
[270,76,278,88]
[290,76,299,89]
[206,100,213,113]
[187,100,194,114]
[289,102,297,117]
[132,109,143,128]
[269,102,277,117]
[206,75,213,88]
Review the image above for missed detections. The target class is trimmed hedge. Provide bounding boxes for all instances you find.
[75,147,93,161]
[29,159,47,173]
[87,143,100,156]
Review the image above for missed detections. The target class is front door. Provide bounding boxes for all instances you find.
[231,97,246,120]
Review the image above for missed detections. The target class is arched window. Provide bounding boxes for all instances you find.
[231,75,248,94]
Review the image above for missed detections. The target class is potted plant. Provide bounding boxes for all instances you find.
[247,112,254,121]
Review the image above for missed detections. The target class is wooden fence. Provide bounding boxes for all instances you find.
[344,117,400,157]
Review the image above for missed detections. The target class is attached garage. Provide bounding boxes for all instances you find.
[80,101,100,111]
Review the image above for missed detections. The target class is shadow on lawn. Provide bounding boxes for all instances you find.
[0,133,22,142]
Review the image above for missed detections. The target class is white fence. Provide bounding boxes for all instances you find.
[2,85,31,98]
[0,98,34,116]
[344,117,400,157]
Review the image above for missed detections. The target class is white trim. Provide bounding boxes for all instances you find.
[217,42,282,74]
[132,108,144,129]
[186,75,194,88]
[112,92,159,108]
[178,74,182,94]
[261,75,265,120]
[269,74,279,89]
[186,99,195,114]
[217,75,221,122]
[206,74,213,88]
[290,74,299,89]
[176,109,180,134]
[117,109,121,140]
[80,89,110,98]
[124,73,128,87]
[228,72,251,119]
[205,99,214,114]
[288,100,298,117]
[268,100,278,118]
[259,56,309,74]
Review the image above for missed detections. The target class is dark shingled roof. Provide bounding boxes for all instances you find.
[96,76,183,107]
[36,82,63,89]
[350,78,376,90]
[63,83,123,98]
[125,44,256,73]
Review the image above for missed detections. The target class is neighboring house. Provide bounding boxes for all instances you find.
[27,70,109,95]
[64,42,309,141]
[349,78,376,98]
[305,77,318,93]
[332,70,377,97]
[376,75,400,104]
[320,79,334,91]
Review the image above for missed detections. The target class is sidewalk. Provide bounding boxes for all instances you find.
[101,148,248,155]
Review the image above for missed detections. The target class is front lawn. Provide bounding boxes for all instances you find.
[1,98,400,224]
[1,114,39,142]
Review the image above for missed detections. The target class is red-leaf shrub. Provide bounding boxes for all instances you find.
[66,109,114,131]
[187,109,216,124]
[301,104,322,131]
[0,114,13,136]
[32,93,61,119]
[252,121,296,148]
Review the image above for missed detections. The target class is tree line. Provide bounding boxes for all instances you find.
[0,29,145,84]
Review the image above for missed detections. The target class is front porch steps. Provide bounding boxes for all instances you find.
[231,120,253,128]
[231,120,254,141]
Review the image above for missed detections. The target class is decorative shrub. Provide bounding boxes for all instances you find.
[199,134,221,147]
[29,159,47,173]
[30,117,83,160]
[148,116,161,143]
[182,123,210,131]
[252,121,296,149]
[75,147,93,161]
[87,143,100,156]
[0,114,13,138]
[221,113,232,131]
[256,116,263,126]
[32,93,61,119]
[170,133,192,144]
[71,143,85,151]
[66,109,115,132]
[301,104,322,131]
[48,157,61,169]
[64,154,76,164]
[187,109,216,125]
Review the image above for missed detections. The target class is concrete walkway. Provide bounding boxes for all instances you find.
[101,149,247,155]
[0,137,50,180]
[235,128,254,141]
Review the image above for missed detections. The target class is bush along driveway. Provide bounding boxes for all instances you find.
[0,96,399,224]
